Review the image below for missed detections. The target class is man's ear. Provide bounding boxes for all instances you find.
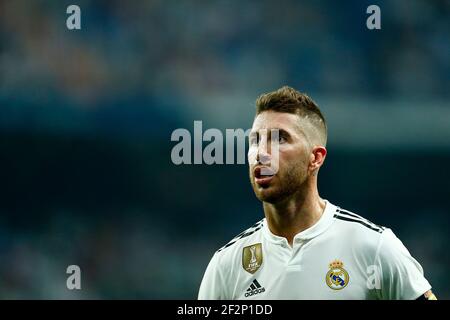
[309,146,327,172]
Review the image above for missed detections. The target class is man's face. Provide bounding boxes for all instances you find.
[248,111,312,203]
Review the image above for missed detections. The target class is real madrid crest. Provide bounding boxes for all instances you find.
[242,243,263,274]
[326,259,349,290]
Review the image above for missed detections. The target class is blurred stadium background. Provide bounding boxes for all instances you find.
[0,0,449,298]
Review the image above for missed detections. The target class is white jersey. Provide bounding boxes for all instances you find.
[198,200,431,300]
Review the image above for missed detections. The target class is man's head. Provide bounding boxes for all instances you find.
[248,86,327,203]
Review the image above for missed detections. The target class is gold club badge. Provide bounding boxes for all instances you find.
[326,259,349,290]
[242,243,263,274]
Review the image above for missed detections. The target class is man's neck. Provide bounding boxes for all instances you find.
[263,187,326,246]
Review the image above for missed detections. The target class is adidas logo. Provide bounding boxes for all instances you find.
[244,279,265,297]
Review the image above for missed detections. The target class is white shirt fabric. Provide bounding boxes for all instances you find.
[198,200,431,300]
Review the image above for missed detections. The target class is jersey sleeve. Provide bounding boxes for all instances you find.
[375,228,432,300]
[198,252,227,300]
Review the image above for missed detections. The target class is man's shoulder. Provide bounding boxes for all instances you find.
[330,205,388,249]
[215,218,265,257]
[333,206,386,235]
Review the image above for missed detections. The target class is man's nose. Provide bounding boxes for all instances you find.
[257,143,271,165]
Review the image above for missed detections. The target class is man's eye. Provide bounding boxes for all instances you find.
[278,136,286,143]
[250,136,258,145]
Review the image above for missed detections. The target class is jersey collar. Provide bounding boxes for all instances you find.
[262,199,336,244]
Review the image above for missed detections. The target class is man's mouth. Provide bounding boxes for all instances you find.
[254,166,275,186]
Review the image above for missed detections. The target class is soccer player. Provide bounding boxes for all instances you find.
[198,86,436,300]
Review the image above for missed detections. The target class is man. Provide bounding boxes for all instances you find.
[198,86,436,300]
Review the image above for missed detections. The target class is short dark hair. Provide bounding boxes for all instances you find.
[255,86,327,146]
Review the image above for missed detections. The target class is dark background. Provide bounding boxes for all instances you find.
[0,0,449,298]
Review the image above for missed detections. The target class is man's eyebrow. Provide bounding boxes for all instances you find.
[253,129,292,141]
[277,129,290,136]
[268,128,291,138]
[249,128,294,139]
